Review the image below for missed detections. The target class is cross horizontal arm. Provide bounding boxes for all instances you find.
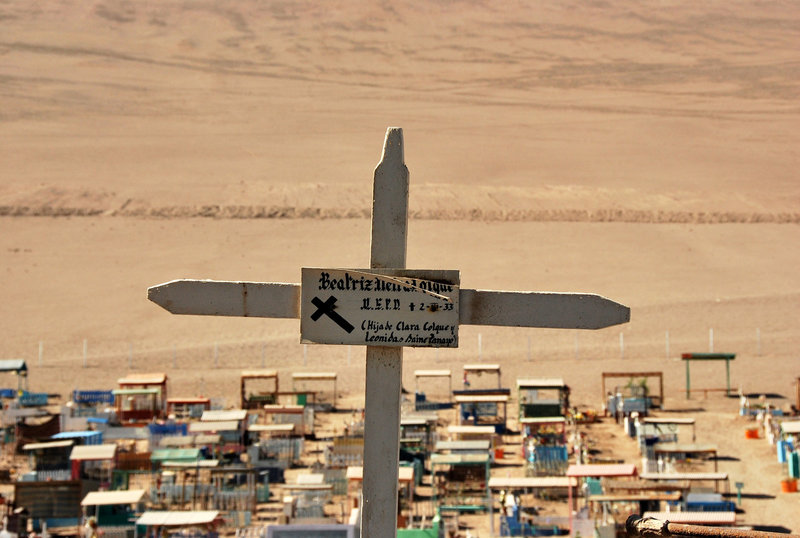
[148,280,629,329]
[459,289,630,329]
[147,280,300,318]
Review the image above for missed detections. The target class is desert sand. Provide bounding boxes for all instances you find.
[1,0,799,534]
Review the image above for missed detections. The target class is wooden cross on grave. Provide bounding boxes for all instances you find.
[148,127,630,537]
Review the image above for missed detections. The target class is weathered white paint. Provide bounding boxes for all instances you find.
[300,268,459,347]
[362,127,406,538]
[148,280,299,318]
[147,127,631,537]
[370,127,408,270]
[458,289,629,329]
[149,282,630,330]
[363,345,402,536]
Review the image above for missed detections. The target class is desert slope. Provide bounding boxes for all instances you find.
[1,0,799,531]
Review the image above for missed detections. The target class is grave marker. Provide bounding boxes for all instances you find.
[148,127,630,536]
[300,268,459,347]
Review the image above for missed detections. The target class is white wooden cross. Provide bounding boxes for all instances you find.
[148,128,630,537]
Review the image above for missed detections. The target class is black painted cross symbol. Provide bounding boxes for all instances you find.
[310,296,355,333]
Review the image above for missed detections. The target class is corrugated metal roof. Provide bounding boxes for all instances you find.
[0,360,27,373]
[118,373,167,385]
[189,420,239,433]
[167,397,209,404]
[430,453,490,465]
[567,464,637,477]
[447,425,495,434]
[137,511,220,527]
[70,444,116,461]
[283,483,333,491]
[780,420,800,434]
[296,473,325,485]
[591,492,681,502]
[82,489,146,506]
[642,512,736,525]
[605,479,690,491]
[23,440,74,451]
[201,409,247,422]
[160,436,194,447]
[103,427,149,441]
[454,395,508,403]
[248,424,295,433]
[112,388,160,395]
[3,408,48,420]
[402,411,439,423]
[640,472,728,481]
[161,460,219,468]
[680,353,736,361]
[151,448,201,462]
[263,405,304,413]
[435,440,491,451]
[519,417,566,424]
[400,417,433,427]
[346,466,414,482]
[194,434,221,445]
[488,476,576,489]
[52,430,102,440]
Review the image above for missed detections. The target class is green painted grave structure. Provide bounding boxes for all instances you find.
[681,353,736,398]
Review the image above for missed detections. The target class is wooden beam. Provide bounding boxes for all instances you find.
[149,281,630,330]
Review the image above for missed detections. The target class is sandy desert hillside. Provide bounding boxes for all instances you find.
[1,0,798,386]
[1,0,798,391]
[0,2,799,528]
[1,0,799,219]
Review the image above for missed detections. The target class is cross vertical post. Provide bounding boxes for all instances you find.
[361,127,408,536]
[145,126,632,535]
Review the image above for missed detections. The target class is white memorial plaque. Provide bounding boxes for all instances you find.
[301,268,459,348]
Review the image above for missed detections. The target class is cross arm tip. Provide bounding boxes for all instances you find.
[381,127,404,164]
[459,289,631,330]
[147,280,181,311]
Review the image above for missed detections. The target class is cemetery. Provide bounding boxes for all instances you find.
[0,129,796,538]
[2,358,794,538]
[3,0,800,534]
